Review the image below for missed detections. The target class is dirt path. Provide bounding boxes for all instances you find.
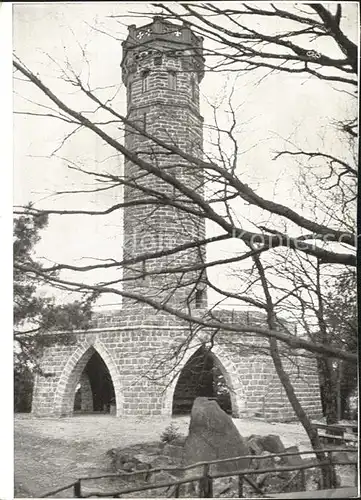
[14,413,314,498]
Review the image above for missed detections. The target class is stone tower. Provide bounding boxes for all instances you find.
[30,17,323,423]
[121,17,207,309]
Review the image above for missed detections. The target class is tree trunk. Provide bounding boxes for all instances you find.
[252,254,337,489]
[314,260,338,425]
[318,359,338,424]
[268,339,337,489]
[336,362,342,422]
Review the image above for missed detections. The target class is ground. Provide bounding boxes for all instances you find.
[14,414,355,498]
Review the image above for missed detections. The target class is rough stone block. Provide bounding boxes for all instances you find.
[183,397,250,475]
[281,446,303,467]
[260,434,286,454]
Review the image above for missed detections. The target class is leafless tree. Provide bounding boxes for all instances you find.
[13,3,357,463]
[152,3,357,85]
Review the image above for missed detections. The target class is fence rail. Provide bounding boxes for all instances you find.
[40,447,357,498]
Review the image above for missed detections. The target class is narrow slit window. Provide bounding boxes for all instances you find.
[142,70,150,92]
[191,77,196,101]
[168,71,177,90]
[195,289,203,309]
[142,260,146,279]
[128,82,133,101]
[143,113,147,132]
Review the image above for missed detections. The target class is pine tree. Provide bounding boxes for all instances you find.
[14,211,95,410]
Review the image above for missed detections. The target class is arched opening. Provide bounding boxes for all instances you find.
[73,351,116,414]
[142,70,150,92]
[54,341,122,417]
[172,346,232,415]
[168,70,177,90]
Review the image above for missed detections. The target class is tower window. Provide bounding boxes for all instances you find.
[191,77,196,102]
[195,289,204,309]
[154,55,162,66]
[142,70,150,92]
[143,113,147,131]
[128,82,133,101]
[168,71,177,90]
[142,260,146,279]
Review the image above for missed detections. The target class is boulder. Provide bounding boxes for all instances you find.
[183,397,251,476]
[163,443,184,459]
[150,470,179,485]
[281,445,303,467]
[247,435,265,455]
[213,476,239,498]
[259,434,286,454]
[106,449,151,481]
[256,451,276,471]
[171,436,187,446]
[332,450,352,464]
[254,451,277,487]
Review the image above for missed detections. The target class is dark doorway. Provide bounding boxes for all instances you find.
[172,346,232,415]
[74,351,116,414]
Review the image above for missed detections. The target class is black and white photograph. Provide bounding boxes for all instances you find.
[8,2,358,498]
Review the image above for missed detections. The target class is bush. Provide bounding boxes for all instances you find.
[160,423,183,444]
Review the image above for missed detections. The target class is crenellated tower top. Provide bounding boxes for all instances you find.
[121,17,204,86]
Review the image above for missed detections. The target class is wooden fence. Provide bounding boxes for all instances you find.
[40,447,357,498]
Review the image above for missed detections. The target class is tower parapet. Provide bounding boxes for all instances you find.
[121,17,204,86]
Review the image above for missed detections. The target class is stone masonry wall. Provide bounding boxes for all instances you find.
[121,18,206,310]
[32,306,323,422]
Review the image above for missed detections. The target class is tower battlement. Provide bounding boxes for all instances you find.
[121,17,204,86]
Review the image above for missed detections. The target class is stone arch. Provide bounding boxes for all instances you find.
[162,343,246,418]
[54,339,123,417]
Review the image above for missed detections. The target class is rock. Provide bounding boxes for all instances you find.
[150,454,177,468]
[281,445,303,467]
[133,453,156,464]
[183,397,251,476]
[255,451,277,487]
[259,434,286,454]
[122,461,135,471]
[332,451,351,464]
[171,436,187,446]
[213,476,239,497]
[256,451,276,471]
[247,435,264,455]
[305,467,322,490]
[150,470,178,484]
[163,443,184,459]
[262,473,288,494]
[106,449,152,481]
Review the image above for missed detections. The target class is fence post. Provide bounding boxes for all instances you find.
[73,480,81,498]
[327,450,337,489]
[300,469,306,491]
[238,475,244,498]
[199,464,213,498]
[354,462,358,487]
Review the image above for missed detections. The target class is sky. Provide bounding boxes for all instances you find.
[12,2,358,310]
